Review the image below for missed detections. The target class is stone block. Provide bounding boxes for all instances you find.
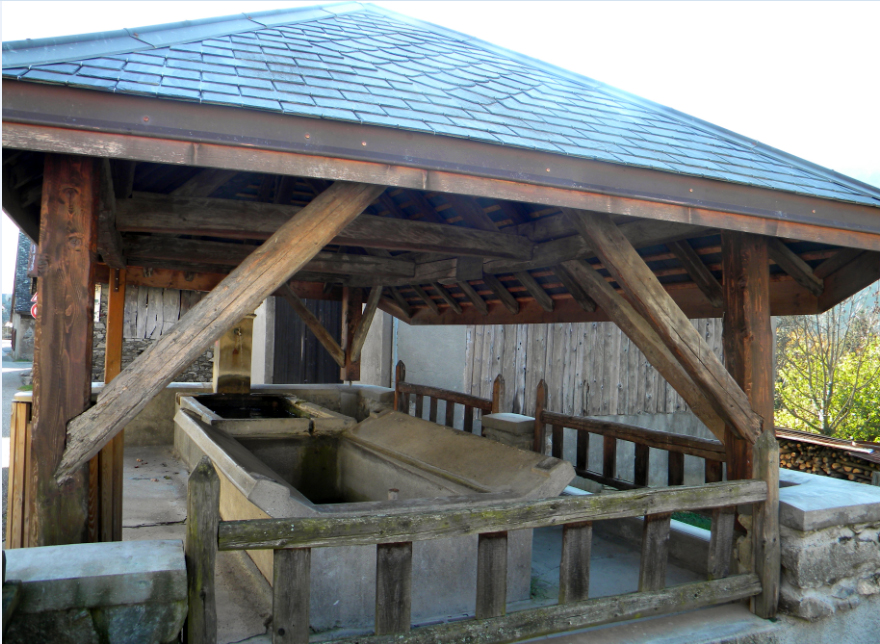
[779,469,880,532]
[780,522,880,589]
[482,413,534,449]
[4,540,187,644]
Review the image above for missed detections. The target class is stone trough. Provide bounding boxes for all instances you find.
[174,391,574,633]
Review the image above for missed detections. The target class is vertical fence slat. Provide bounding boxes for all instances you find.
[602,436,616,480]
[559,521,591,603]
[445,400,455,428]
[667,452,684,486]
[634,443,650,487]
[429,397,438,423]
[534,380,547,453]
[576,430,589,472]
[476,531,508,619]
[638,512,671,592]
[186,457,220,644]
[491,374,505,413]
[394,361,406,412]
[273,548,311,644]
[376,542,413,635]
[551,425,564,459]
[708,506,736,580]
[705,459,723,483]
[414,394,424,419]
[464,405,474,434]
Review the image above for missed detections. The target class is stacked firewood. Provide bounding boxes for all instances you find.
[779,438,879,484]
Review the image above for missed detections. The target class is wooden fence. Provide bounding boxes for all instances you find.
[394,360,503,433]
[121,285,204,339]
[465,319,724,418]
[534,381,727,490]
[185,457,767,644]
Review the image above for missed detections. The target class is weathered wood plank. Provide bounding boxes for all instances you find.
[30,154,96,545]
[767,238,823,296]
[341,286,363,381]
[186,457,220,644]
[752,430,780,618]
[476,532,508,619]
[218,480,767,550]
[58,181,384,481]
[667,240,722,308]
[273,548,311,644]
[376,542,413,635]
[326,574,761,644]
[708,506,736,580]
[566,209,761,444]
[102,269,126,542]
[281,284,345,369]
[559,521,591,604]
[639,513,672,592]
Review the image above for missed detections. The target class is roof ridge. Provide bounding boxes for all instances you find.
[360,4,880,200]
[1,2,364,68]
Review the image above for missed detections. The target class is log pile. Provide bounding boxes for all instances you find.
[778,437,880,484]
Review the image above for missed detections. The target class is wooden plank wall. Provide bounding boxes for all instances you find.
[464,319,723,418]
[122,286,203,340]
[274,296,342,384]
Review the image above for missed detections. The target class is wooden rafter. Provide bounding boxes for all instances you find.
[667,240,723,308]
[515,271,553,312]
[410,284,440,314]
[171,168,238,198]
[766,238,823,296]
[96,159,126,269]
[432,282,462,314]
[350,286,383,363]
[457,281,489,315]
[564,208,762,444]
[552,265,596,312]
[387,287,412,318]
[57,181,385,481]
[482,273,519,314]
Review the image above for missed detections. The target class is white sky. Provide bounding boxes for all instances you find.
[2,1,879,295]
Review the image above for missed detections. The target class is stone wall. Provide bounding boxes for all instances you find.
[91,287,213,383]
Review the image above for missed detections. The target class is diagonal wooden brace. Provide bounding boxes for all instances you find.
[57,181,385,482]
[564,208,762,444]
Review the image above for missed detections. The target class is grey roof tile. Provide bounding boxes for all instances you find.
[4,5,877,208]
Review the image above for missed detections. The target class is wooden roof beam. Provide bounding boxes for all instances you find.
[667,240,723,308]
[57,181,385,482]
[564,208,762,444]
[96,158,126,269]
[116,192,533,260]
[766,238,824,296]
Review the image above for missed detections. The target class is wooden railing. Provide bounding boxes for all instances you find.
[394,360,504,433]
[534,380,726,489]
[185,456,767,644]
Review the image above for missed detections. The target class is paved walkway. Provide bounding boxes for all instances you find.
[2,339,32,542]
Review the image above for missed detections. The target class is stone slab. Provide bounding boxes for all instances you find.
[482,412,534,436]
[779,469,880,531]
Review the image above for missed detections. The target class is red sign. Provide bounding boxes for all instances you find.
[30,293,37,319]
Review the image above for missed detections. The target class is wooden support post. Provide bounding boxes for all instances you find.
[667,452,685,486]
[551,425,564,459]
[721,231,779,618]
[273,548,311,644]
[394,361,407,412]
[559,521,592,604]
[708,506,736,580]
[634,443,650,487]
[534,380,547,453]
[186,457,219,644]
[102,268,126,542]
[59,181,384,480]
[341,286,363,381]
[705,459,724,483]
[491,374,505,413]
[280,284,345,368]
[639,512,672,592]
[476,532,508,619]
[349,286,383,363]
[30,153,97,546]
[566,209,761,444]
[375,543,413,635]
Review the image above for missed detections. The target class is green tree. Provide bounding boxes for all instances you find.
[775,285,880,441]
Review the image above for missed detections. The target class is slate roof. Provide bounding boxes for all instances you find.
[4,2,880,208]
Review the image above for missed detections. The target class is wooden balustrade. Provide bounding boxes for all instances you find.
[394,360,504,433]
[534,381,727,489]
[186,458,765,644]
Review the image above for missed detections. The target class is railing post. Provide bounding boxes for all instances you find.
[464,405,474,433]
[576,430,589,473]
[491,374,505,413]
[559,521,592,603]
[186,456,220,644]
[273,548,311,644]
[445,399,455,428]
[634,443,650,487]
[638,512,671,592]
[476,532,508,618]
[533,380,547,453]
[708,506,736,580]
[376,542,413,635]
[429,397,438,423]
[667,452,684,486]
[551,425,564,459]
[751,430,780,618]
[394,361,406,412]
